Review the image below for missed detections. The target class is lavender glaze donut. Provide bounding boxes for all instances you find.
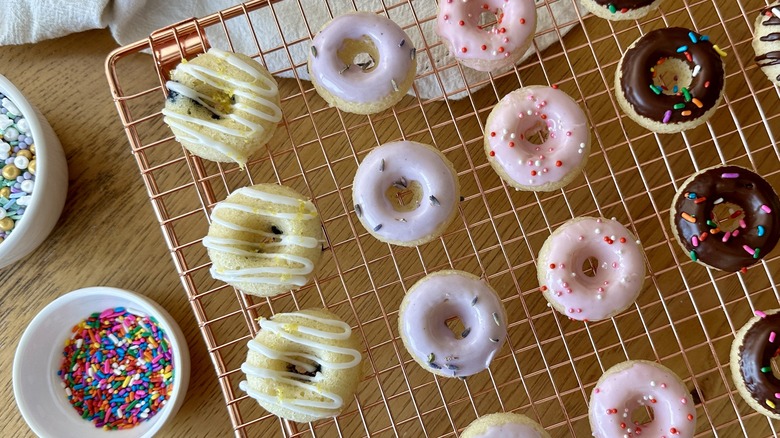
[485,86,591,191]
[589,360,696,438]
[308,12,417,115]
[398,270,507,378]
[537,217,645,321]
[436,0,537,71]
[352,141,460,246]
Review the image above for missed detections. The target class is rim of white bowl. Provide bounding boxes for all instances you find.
[13,286,190,437]
[0,74,60,252]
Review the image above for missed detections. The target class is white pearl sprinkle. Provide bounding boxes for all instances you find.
[595,228,601,234]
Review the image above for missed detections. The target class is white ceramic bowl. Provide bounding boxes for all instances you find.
[13,287,190,438]
[0,73,68,269]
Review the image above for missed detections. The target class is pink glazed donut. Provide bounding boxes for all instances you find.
[589,360,696,438]
[485,86,591,192]
[436,0,537,71]
[537,217,645,321]
[308,12,417,114]
[398,270,507,378]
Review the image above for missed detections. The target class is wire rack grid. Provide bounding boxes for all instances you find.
[105,0,780,436]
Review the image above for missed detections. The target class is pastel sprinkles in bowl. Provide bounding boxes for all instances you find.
[0,92,36,241]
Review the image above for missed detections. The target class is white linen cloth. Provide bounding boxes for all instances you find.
[1,0,583,99]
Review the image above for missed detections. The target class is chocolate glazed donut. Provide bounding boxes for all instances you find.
[736,311,780,417]
[620,27,725,126]
[672,165,780,272]
[756,6,780,81]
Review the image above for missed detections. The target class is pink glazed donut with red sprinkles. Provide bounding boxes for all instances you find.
[537,217,645,321]
[436,0,537,71]
[589,360,696,438]
[484,86,591,192]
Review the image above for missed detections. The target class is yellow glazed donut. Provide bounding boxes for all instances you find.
[203,183,324,297]
[239,309,363,423]
[163,48,282,167]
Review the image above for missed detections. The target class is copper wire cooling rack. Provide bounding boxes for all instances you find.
[106,0,780,436]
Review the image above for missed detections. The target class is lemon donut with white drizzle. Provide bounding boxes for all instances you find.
[240,309,363,422]
[203,183,324,297]
[163,48,282,167]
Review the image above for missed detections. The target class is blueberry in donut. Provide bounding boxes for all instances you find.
[670,165,780,272]
[615,27,726,133]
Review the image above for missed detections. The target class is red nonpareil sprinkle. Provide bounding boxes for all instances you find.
[540,285,548,291]
[458,20,465,26]
[490,131,496,137]
[541,114,547,119]
[461,47,468,53]
[551,84,558,89]
[481,44,487,51]
[670,427,679,435]
[549,263,556,269]
[688,414,694,421]
[489,151,495,156]
[619,237,627,243]
[482,3,489,9]
[520,18,526,24]
[555,160,562,167]
[498,46,505,53]
[531,170,537,176]
[620,422,626,429]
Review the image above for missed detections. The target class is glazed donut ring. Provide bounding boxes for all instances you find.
[240,308,363,423]
[753,5,780,85]
[589,360,696,438]
[580,0,661,21]
[436,0,536,72]
[537,217,645,321]
[204,183,324,297]
[461,412,550,438]
[484,86,591,192]
[308,12,417,115]
[352,141,460,246]
[670,165,780,272]
[730,309,780,419]
[398,270,507,378]
[163,48,282,167]
[615,27,726,133]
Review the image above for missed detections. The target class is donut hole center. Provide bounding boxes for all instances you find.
[478,9,503,32]
[445,315,470,340]
[384,179,424,213]
[286,360,322,380]
[524,119,551,145]
[581,256,600,278]
[338,37,379,72]
[711,201,745,233]
[631,405,655,428]
[652,58,693,96]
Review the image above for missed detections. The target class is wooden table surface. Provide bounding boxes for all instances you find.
[1,2,780,437]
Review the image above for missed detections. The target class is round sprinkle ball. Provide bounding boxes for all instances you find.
[57,307,174,430]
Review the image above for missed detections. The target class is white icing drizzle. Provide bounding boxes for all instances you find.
[205,186,320,286]
[240,312,362,417]
[163,48,282,165]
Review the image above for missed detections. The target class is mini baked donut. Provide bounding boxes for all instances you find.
[461,412,550,438]
[589,360,696,438]
[308,12,417,115]
[398,270,507,378]
[670,165,780,272]
[537,217,645,321]
[436,0,536,71]
[352,141,460,246]
[204,183,324,297]
[581,0,662,21]
[730,309,780,419]
[240,308,363,422]
[615,27,726,133]
[753,4,780,85]
[484,86,591,191]
[163,48,282,167]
